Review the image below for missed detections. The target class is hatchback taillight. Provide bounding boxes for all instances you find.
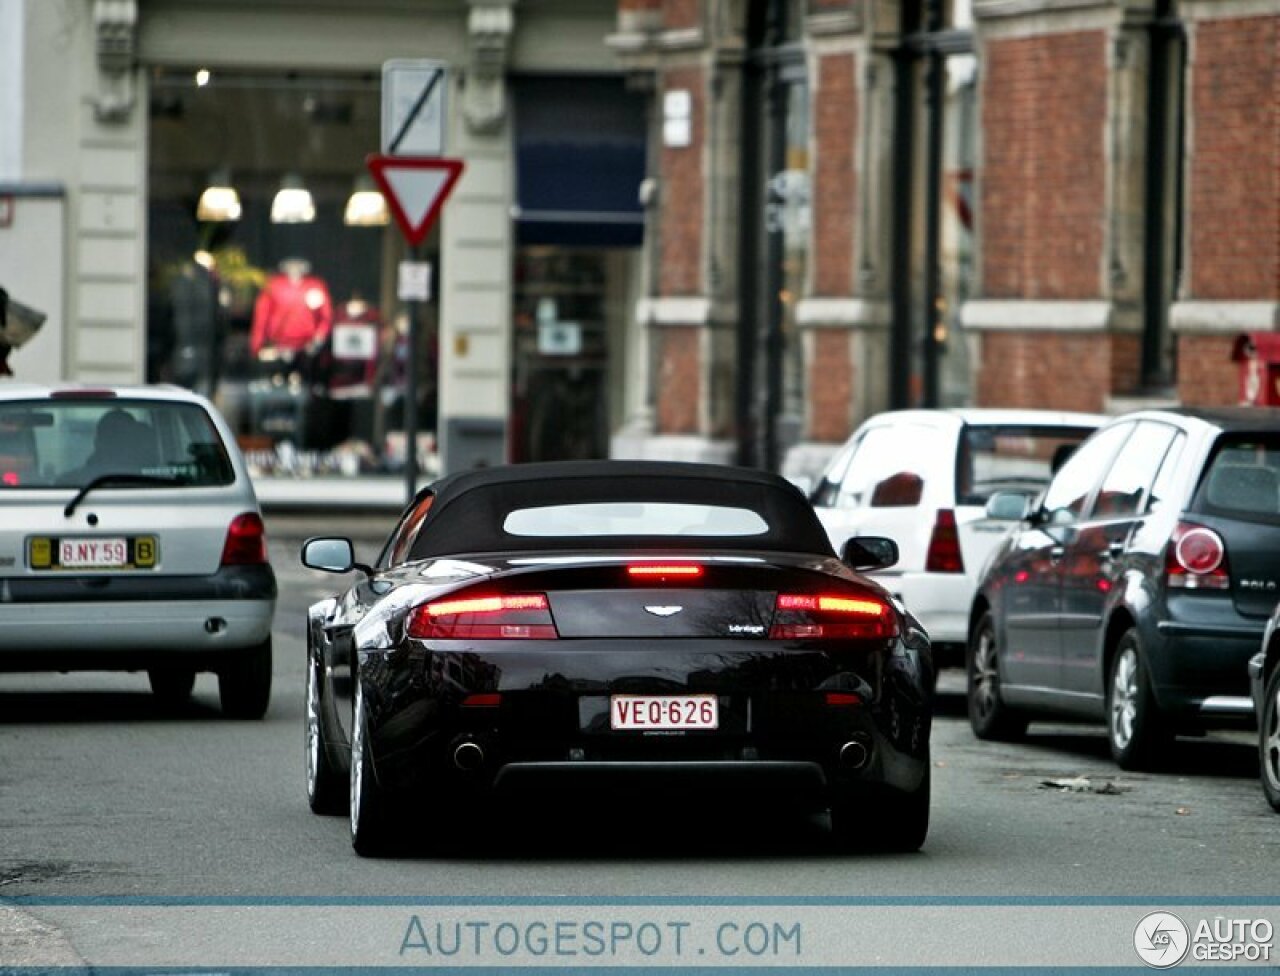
[221,512,267,565]
[1166,521,1230,590]
[769,592,898,640]
[925,508,964,574]
[408,593,559,640]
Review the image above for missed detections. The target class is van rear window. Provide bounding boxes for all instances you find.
[956,425,1098,506]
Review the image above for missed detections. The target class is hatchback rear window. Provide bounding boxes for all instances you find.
[0,399,234,489]
[1192,436,1280,525]
[956,425,1098,506]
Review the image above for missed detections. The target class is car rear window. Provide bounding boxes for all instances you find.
[0,398,235,489]
[503,502,769,537]
[956,425,1098,506]
[1191,435,1280,525]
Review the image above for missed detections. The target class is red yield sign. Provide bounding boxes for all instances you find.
[366,154,465,247]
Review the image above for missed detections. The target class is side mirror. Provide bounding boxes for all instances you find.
[301,537,356,574]
[840,535,899,571]
[985,491,1033,522]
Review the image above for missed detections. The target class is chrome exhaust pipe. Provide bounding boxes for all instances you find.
[453,740,484,771]
[839,739,869,770]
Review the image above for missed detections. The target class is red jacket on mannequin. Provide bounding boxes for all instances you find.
[250,258,333,356]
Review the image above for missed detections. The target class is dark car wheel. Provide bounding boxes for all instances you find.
[1260,663,1280,813]
[218,637,272,720]
[350,685,393,856]
[967,612,1027,741]
[148,668,195,705]
[1107,630,1170,771]
[306,656,347,816]
[831,766,930,853]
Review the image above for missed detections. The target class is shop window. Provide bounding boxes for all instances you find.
[147,68,429,478]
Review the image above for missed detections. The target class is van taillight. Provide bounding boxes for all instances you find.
[408,593,559,640]
[925,508,964,573]
[1166,522,1229,590]
[221,512,267,565]
[769,592,898,640]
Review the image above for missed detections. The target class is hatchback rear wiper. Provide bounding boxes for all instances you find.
[64,473,184,518]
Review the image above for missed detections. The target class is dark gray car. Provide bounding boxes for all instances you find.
[967,408,1280,770]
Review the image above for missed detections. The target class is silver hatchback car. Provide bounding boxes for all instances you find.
[0,384,276,717]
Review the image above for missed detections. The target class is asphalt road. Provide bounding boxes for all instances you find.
[1,512,1276,964]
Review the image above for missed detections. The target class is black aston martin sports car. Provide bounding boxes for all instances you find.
[301,460,933,855]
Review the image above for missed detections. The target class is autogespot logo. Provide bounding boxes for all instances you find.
[1134,912,1190,968]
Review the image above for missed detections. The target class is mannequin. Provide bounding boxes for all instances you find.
[250,258,333,357]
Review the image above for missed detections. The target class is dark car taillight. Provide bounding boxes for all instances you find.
[221,512,267,565]
[408,593,559,640]
[769,593,898,640]
[925,508,964,573]
[1166,521,1230,590]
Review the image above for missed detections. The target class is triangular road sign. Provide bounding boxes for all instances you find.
[366,154,465,247]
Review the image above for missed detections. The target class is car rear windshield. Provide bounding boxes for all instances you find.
[504,502,769,537]
[0,398,235,489]
[1190,435,1280,525]
[956,425,1098,507]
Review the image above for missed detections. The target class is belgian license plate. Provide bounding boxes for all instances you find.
[28,536,158,570]
[610,694,718,731]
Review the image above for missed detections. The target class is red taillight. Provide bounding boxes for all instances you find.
[408,593,559,640]
[925,508,964,574]
[769,592,898,640]
[2,471,17,486]
[461,693,502,708]
[1166,522,1229,590]
[221,512,267,565]
[627,564,704,579]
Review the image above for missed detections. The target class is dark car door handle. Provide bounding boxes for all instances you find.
[1049,545,1065,562]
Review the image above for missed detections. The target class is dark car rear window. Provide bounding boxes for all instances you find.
[955,425,1099,506]
[1191,435,1280,525]
[0,398,235,489]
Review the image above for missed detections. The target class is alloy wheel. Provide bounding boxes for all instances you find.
[1110,647,1139,751]
[1265,677,1280,795]
[306,662,321,799]
[350,688,366,838]
[972,626,1000,721]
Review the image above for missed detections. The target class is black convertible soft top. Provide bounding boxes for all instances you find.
[406,460,835,559]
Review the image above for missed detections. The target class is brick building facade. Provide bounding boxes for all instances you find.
[610,0,1280,474]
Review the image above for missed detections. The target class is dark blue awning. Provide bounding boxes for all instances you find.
[513,76,646,248]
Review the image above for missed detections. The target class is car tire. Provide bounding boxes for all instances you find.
[1260,662,1280,813]
[306,655,347,816]
[1107,629,1170,771]
[830,765,930,853]
[967,612,1027,741]
[218,637,272,720]
[148,668,195,704]
[350,685,393,857]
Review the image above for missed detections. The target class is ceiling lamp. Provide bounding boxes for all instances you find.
[271,173,316,224]
[343,174,389,227]
[196,169,241,222]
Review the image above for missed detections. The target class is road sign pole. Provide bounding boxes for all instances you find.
[404,243,422,505]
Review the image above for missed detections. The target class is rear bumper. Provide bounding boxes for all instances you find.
[1150,619,1263,720]
[0,568,275,667]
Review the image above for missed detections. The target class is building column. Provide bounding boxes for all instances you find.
[1170,0,1280,406]
[784,3,891,481]
[609,0,736,463]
